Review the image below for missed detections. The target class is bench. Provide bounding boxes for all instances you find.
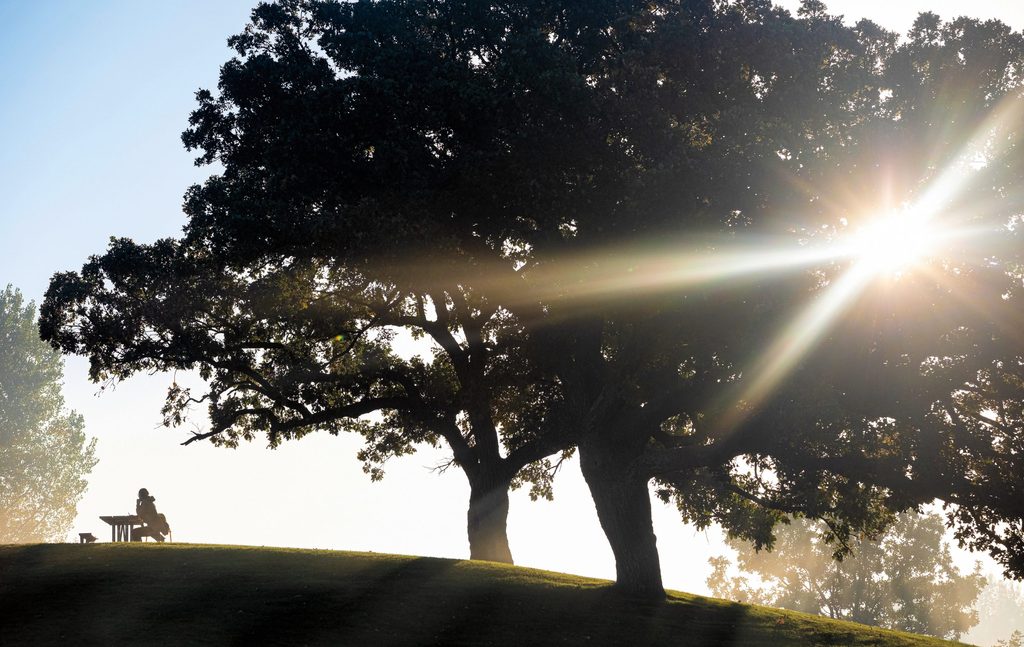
[99,515,143,542]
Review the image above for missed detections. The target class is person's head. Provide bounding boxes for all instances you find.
[138,488,149,499]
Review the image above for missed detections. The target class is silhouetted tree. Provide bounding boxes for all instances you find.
[41,0,1024,597]
[1,286,97,543]
[707,512,985,639]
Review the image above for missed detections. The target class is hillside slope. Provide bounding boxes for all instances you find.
[0,544,961,646]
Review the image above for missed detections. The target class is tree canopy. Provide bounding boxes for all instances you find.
[1,286,97,543]
[707,512,985,640]
[41,0,1024,598]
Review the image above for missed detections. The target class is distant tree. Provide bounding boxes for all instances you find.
[997,630,1024,647]
[40,0,1024,599]
[0,286,97,543]
[967,579,1024,647]
[707,512,985,640]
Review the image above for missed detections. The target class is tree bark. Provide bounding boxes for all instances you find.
[466,476,514,564]
[579,439,665,599]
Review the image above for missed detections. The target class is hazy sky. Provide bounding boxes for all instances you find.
[2,1,1023,623]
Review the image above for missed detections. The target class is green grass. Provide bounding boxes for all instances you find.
[0,543,964,646]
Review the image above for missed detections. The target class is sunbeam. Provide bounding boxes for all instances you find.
[523,238,842,304]
[717,261,877,432]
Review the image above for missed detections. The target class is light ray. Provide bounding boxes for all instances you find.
[522,239,841,305]
[908,94,1024,223]
[715,262,877,432]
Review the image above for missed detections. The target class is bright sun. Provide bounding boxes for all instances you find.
[848,212,937,276]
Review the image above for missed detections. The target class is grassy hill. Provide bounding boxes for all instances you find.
[0,544,963,646]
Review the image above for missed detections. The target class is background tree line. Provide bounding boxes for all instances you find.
[707,511,985,640]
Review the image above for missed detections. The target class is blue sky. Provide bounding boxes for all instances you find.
[1,3,1023,635]
[0,0,253,302]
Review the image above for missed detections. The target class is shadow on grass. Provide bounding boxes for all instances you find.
[0,544,145,644]
[230,556,462,645]
[0,545,935,646]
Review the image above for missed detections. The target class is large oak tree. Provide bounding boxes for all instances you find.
[42,0,1024,598]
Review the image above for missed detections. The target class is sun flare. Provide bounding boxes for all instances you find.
[847,211,937,277]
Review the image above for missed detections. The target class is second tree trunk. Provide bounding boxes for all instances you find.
[580,439,665,599]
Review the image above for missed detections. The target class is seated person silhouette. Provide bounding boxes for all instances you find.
[130,488,171,542]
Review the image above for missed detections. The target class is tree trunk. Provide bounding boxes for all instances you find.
[579,440,665,599]
[467,477,514,564]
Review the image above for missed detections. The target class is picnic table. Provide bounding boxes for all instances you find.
[99,515,143,542]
